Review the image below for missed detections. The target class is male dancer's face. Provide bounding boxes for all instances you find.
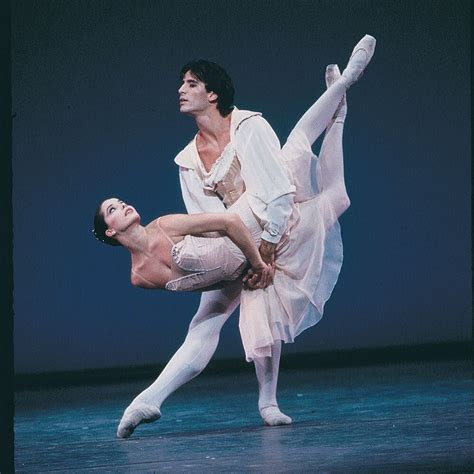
[178,71,215,116]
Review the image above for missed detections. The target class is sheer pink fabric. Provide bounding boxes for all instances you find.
[166,128,347,361]
[238,128,345,360]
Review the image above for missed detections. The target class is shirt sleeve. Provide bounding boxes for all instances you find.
[259,194,294,243]
[236,116,295,243]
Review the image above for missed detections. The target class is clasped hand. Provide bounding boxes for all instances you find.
[242,239,277,290]
[242,261,275,290]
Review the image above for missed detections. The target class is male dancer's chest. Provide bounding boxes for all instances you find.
[196,135,231,172]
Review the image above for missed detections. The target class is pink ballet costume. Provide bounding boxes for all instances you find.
[165,132,349,361]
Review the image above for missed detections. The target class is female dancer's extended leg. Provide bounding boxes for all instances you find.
[282,35,374,211]
[290,34,375,146]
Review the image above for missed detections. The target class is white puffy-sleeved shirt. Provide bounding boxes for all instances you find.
[175,108,295,243]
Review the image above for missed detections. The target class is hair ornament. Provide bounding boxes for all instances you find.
[91,228,105,243]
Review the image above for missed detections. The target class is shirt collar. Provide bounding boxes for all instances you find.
[174,107,261,169]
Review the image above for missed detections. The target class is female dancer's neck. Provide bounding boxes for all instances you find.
[121,224,151,257]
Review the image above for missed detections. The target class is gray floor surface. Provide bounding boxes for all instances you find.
[15,360,473,472]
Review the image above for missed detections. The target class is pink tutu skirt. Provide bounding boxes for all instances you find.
[238,128,346,361]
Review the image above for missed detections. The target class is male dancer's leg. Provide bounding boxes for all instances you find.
[117,284,241,438]
[254,340,293,425]
[253,71,347,428]
[257,66,351,428]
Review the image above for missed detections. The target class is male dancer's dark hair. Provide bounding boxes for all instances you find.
[180,59,234,117]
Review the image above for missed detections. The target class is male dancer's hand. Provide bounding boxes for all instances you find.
[240,240,276,290]
[259,240,276,265]
[242,262,273,290]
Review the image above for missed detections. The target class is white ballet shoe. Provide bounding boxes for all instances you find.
[325,64,347,121]
[325,64,341,87]
[117,402,161,439]
[260,405,293,426]
[341,34,376,88]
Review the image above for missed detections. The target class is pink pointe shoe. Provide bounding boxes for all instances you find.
[325,64,341,88]
[341,34,377,87]
[326,64,347,121]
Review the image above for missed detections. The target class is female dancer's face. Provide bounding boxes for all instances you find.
[178,71,216,115]
[101,198,140,238]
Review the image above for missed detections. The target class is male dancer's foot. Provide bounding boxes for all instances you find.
[255,339,293,427]
[117,401,161,438]
[260,405,293,426]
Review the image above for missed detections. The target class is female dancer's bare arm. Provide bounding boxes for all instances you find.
[161,213,272,288]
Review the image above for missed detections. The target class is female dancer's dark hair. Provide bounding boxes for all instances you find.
[92,204,122,247]
[180,59,234,117]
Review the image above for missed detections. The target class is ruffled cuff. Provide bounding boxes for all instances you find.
[261,228,282,244]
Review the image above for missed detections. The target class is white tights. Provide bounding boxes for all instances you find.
[132,284,241,408]
[284,77,349,219]
[117,66,351,438]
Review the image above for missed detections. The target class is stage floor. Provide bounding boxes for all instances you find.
[15,359,473,472]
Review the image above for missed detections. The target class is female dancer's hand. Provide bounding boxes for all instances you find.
[242,262,274,290]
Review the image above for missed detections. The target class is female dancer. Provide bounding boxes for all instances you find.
[93,35,376,437]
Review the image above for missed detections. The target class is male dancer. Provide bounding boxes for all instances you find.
[116,35,375,438]
[174,60,296,426]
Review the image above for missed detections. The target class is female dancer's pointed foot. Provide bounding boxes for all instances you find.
[325,64,341,87]
[326,64,347,121]
[117,402,161,439]
[260,405,293,426]
[341,34,376,88]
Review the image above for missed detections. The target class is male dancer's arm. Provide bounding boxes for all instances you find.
[235,116,295,263]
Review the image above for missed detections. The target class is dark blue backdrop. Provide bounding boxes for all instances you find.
[12,0,471,373]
